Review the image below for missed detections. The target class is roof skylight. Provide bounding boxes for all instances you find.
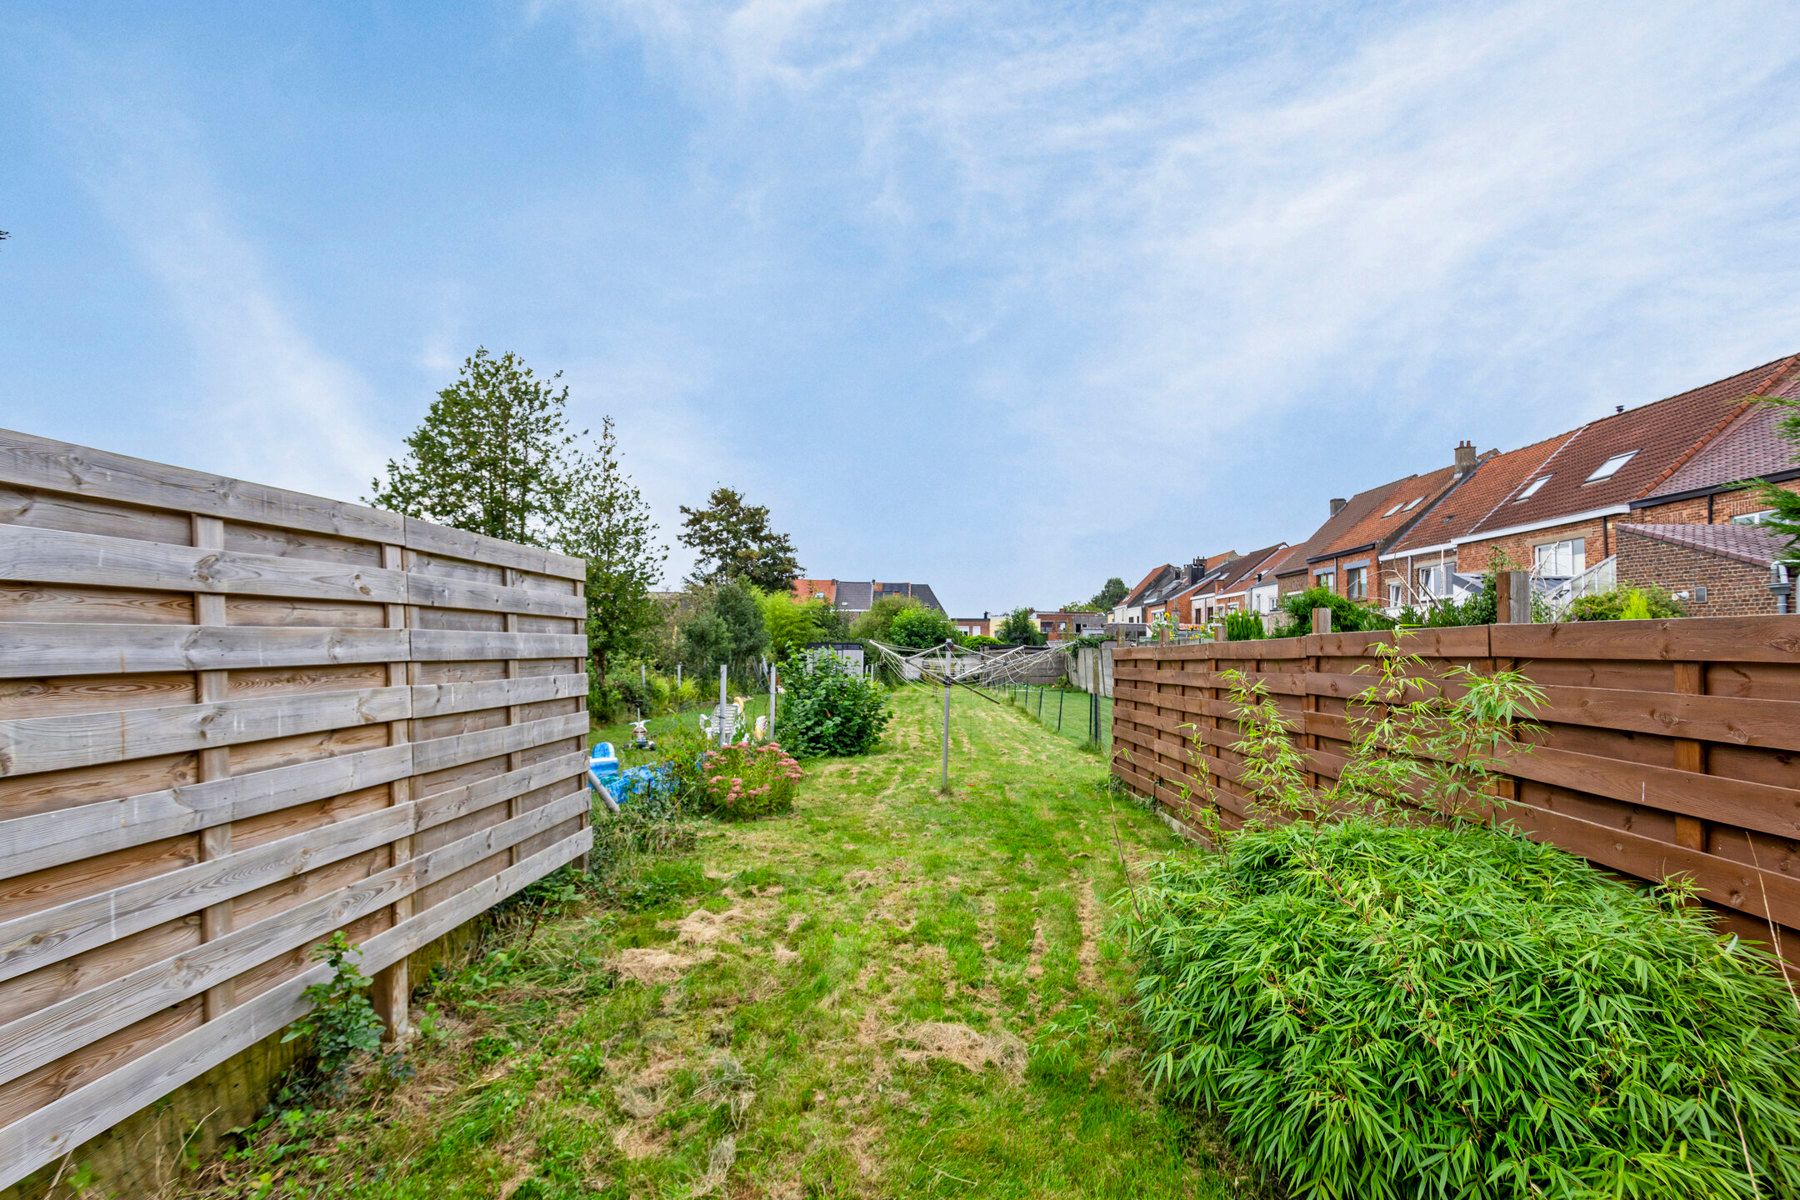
[1382,502,1404,517]
[1585,451,1638,482]
[1515,476,1550,501]
[1402,496,1423,511]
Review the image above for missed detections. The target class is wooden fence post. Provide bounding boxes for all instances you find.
[1671,661,1707,853]
[374,541,412,1040]
[191,515,235,1022]
[1304,606,1329,788]
[1501,569,1530,624]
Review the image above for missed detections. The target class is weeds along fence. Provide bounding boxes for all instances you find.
[1112,615,1800,951]
[0,428,590,1189]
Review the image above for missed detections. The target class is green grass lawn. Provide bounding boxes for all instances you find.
[998,685,1111,753]
[183,686,1246,1199]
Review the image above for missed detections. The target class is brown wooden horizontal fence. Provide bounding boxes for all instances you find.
[0,428,591,1188]
[1111,616,1800,952]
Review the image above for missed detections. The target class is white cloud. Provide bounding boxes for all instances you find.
[553,0,1800,517]
[42,56,390,503]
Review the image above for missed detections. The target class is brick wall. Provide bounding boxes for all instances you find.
[1458,514,1615,575]
[1628,479,1799,525]
[1615,527,1778,616]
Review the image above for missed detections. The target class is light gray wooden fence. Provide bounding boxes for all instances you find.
[0,428,591,1188]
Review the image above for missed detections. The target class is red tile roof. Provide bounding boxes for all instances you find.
[1617,522,1789,567]
[1276,485,1397,575]
[1209,544,1289,595]
[1469,354,1800,535]
[1645,374,1800,499]
[1307,464,1467,563]
[1389,433,1574,555]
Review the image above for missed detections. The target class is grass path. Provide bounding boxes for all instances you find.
[184,687,1242,1199]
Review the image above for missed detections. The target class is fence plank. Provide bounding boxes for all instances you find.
[0,744,415,881]
[409,630,587,662]
[0,685,411,777]
[0,428,402,544]
[0,624,408,679]
[0,805,413,983]
[408,673,587,720]
[0,525,407,605]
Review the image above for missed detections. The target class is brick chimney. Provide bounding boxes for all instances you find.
[1329,497,1347,516]
[1454,439,1477,475]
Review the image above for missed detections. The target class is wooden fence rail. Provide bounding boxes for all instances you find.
[0,429,591,1189]
[1112,615,1800,952]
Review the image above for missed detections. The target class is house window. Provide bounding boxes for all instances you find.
[1345,566,1367,599]
[1382,501,1405,518]
[1516,476,1550,501]
[1386,582,1403,607]
[1402,496,1423,511]
[1585,451,1637,482]
[1731,509,1778,525]
[1420,564,1449,598]
[1534,537,1586,577]
[1314,570,1335,592]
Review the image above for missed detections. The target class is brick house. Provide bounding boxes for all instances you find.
[953,614,993,638]
[1380,433,1573,608]
[1625,382,1800,527]
[1275,446,1476,600]
[1030,610,1107,641]
[1449,355,1800,583]
[1193,544,1288,623]
[1616,524,1791,615]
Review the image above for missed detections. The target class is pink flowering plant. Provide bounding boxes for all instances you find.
[694,741,804,819]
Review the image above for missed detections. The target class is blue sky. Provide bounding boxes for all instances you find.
[5,2,1800,615]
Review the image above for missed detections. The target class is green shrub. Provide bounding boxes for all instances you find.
[1128,819,1800,1199]
[692,741,804,819]
[283,932,385,1093]
[1221,610,1264,641]
[963,633,1005,649]
[777,649,891,756]
[1277,586,1395,633]
[1569,584,1686,622]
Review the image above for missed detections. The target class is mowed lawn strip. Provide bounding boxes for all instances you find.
[182,686,1243,1199]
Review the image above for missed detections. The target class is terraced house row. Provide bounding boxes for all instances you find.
[1112,353,1800,628]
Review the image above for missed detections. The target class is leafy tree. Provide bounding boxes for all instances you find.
[997,607,1047,645]
[1092,576,1129,610]
[887,604,958,649]
[1277,587,1396,634]
[760,590,827,659]
[1753,394,1800,563]
[368,348,578,544]
[848,594,918,644]
[678,487,802,591]
[555,417,665,690]
[678,579,769,684]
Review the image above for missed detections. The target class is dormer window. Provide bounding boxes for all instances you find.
[1515,476,1550,501]
[1585,451,1637,482]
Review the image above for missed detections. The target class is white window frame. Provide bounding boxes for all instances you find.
[1314,570,1335,592]
[1534,537,1586,577]
[1419,563,1449,598]
[1585,451,1637,483]
[1516,476,1550,501]
[1731,509,1779,526]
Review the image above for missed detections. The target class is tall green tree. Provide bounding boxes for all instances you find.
[1092,576,1129,610]
[997,607,1047,645]
[554,417,666,689]
[760,590,827,659]
[368,348,578,544]
[1753,395,1800,563]
[679,579,770,685]
[678,487,802,591]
